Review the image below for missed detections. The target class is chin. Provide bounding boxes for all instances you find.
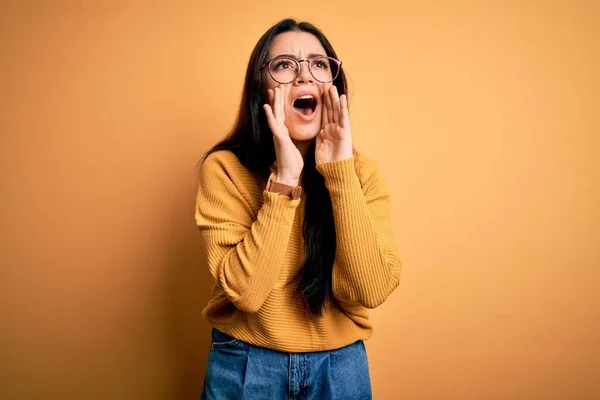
[288,123,321,142]
[286,109,323,142]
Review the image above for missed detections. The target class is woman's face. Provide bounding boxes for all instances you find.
[262,31,330,143]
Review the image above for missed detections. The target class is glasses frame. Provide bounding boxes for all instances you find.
[262,55,343,84]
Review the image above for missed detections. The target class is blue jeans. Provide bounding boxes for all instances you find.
[201,328,372,399]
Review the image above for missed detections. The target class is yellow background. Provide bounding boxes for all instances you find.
[1,1,599,398]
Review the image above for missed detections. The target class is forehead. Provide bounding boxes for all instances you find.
[267,31,327,59]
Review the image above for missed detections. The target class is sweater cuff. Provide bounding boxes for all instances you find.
[316,157,360,192]
[262,189,301,209]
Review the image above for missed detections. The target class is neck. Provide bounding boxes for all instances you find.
[293,139,314,160]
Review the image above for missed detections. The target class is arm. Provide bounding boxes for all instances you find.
[317,155,402,308]
[195,152,300,313]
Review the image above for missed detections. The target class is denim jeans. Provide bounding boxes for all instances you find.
[201,328,372,400]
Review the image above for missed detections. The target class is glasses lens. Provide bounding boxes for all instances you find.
[310,57,339,83]
[269,57,298,84]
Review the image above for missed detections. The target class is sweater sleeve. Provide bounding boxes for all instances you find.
[316,155,401,308]
[195,152,300,313]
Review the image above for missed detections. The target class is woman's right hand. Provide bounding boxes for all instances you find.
[263,85,303,187]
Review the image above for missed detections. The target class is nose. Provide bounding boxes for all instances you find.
[294,60,314,84]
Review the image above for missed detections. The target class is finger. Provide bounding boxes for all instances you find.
[323,83,333,124]
[322,95,329,125]
[331,86,340,125]
[339,94,349,129]
[315,129,329,163]
[278,84,287,122]
[274,87,282,123]
[316,129,324,147]
[263,104,277,132]
[316,129,326,154]
[268,88,274,108]
[277,86,285,123]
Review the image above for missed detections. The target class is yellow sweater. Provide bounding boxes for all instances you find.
[195,150,401,352]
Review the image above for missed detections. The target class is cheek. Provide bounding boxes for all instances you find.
[316,82,325,96]
[261,73,277,96]
[265,70,280,86]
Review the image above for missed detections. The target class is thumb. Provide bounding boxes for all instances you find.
[316,128,324,147]
[315,129,328,154]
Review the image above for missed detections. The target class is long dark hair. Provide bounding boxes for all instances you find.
[202,19,348,315]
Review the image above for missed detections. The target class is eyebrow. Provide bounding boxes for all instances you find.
[275,53,326,59]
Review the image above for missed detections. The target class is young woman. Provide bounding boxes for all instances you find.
[196,18,402,400]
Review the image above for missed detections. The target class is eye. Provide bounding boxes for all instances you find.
[312,58,330,70]
[272,58,295,71]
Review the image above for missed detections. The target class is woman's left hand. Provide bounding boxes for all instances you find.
[315,84,353,164]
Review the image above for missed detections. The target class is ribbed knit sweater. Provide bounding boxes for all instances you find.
[195,150,401,352]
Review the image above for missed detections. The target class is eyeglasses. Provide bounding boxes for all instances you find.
[263,55,342,84]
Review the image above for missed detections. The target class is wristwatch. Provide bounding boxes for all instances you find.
[266,173,302,199]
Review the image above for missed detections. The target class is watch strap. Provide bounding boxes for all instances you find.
[266,173,302,199]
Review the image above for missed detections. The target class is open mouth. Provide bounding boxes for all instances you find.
[293,95,317,116]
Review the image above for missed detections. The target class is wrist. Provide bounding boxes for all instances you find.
[330,152,353,162]
[266,173,302,199]
[275,175,300,187]
[318,152,353,164]
[333,143,353,161]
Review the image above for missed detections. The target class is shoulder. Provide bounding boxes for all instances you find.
[195,150,258,225]
[200,149,244,175]
[353,150,382,182]
[198,150,263,202]
[198,150,255,184]
[353,150,378,171]
[352,150,390,197]
[197,150,243,191]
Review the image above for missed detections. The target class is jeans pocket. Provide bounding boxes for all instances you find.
[211,328,241,349]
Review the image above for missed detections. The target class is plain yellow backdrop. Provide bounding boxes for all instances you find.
[1,1,598,399]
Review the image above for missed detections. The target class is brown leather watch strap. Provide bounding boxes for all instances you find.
[265,173,302,199]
